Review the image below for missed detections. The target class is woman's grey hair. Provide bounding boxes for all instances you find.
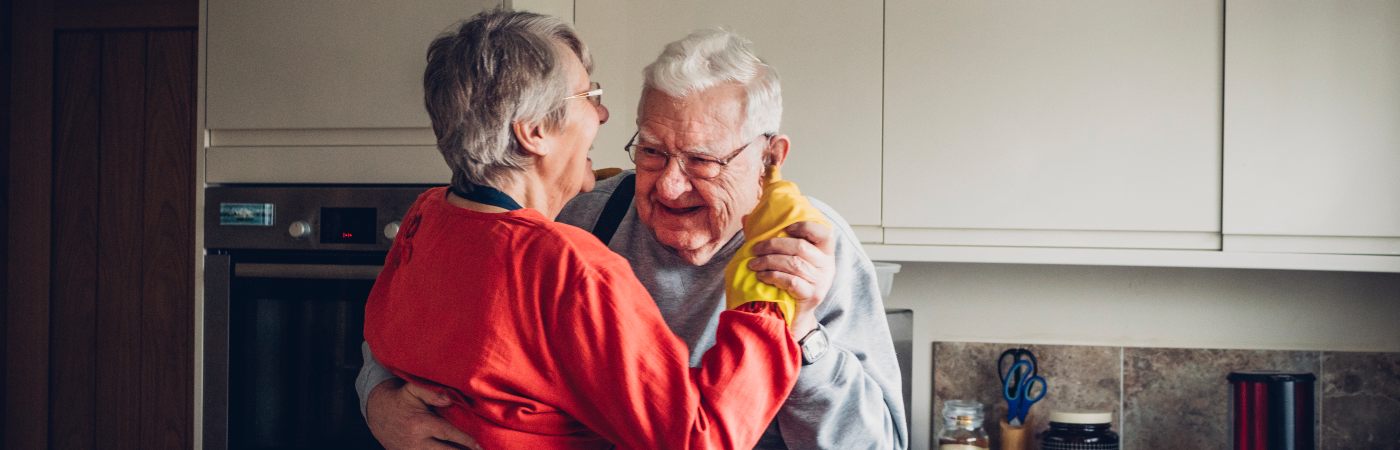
[423,10,591,192]
[642,28,782,140]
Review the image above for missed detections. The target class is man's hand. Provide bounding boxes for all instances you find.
[748,220,836,309]
[366,378,482,450]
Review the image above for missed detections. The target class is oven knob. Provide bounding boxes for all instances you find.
[288,221,313,240]
[384,221,401,240]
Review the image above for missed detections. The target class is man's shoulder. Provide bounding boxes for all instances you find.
[806,196,851,230]
[558,170,633,228]
[805,197,869,261]
[803,196,881,308]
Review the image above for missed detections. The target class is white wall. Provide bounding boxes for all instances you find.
[880,262,1400,450]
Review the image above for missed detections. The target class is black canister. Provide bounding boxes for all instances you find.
[1228,371,1316,450]
[1041,411,1118,450]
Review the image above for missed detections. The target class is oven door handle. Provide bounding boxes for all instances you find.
[235,263,383,280]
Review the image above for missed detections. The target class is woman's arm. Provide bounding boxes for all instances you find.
[548,260,802,450]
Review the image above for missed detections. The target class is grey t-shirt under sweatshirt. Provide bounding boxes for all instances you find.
[357,172,908,449]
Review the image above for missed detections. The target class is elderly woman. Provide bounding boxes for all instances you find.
[363,10,820,450]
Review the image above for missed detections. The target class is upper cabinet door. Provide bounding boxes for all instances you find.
[884,0,1223,249]
[1224,0,1400,255]
[574,0,884,228]
[206,0,500,130]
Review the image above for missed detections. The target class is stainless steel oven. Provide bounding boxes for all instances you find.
[203,186,429,450]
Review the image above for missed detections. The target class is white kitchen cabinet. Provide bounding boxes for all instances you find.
[883,0,1224,249]
[206,0,499,131]
[1223,0,1400,256]
[574,0,885,232]
[203,0,499,184]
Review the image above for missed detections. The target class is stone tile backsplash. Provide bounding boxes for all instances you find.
[1320,352,1400,450]
[932,343,1399,450]
[933,342,1008,446]
[1023,343,1121,439]
[1122,348,1320,450]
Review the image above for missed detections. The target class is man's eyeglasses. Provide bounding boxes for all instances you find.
[624,131,773,180]
[564,81,603,106]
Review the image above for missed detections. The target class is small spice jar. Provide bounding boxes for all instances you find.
[1041,411,1119,450]
[937,400,990,450]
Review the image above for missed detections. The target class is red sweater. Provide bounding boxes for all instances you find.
[364,187,801,449]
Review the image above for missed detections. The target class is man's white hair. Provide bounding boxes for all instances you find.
[641,28,782,139]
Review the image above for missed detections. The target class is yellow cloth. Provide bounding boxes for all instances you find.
[723,167,830,326]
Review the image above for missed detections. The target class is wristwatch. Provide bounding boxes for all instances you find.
[798,326,829,365]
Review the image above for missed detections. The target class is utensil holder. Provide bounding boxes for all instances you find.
[999,418,1030,450]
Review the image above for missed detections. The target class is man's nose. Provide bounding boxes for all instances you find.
[653,158,693,199]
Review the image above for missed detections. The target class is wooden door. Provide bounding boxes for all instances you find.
[6,0,197,448]
[49,29,196,450]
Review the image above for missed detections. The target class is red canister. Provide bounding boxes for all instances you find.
[1228,371,1316,450]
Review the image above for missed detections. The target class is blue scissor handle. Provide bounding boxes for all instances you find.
[1001,361,1047,400]
[1002,360,1048,424]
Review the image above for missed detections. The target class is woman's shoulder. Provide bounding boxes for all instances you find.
[506,223,634,293]
[535,223,652,313]
[538,221,629,269]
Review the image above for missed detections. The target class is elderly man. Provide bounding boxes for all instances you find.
[359,28,908,450]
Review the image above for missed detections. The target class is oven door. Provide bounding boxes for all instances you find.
[205,251,387,450]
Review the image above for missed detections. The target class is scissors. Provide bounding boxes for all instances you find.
[998,348,1048,426]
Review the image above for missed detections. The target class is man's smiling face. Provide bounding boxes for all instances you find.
[632,84,769,266]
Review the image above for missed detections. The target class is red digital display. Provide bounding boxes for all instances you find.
[320,207,376,244]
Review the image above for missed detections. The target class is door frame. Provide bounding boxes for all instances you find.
[5,0,54,447]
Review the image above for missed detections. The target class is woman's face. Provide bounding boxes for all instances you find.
[545,47,609,202]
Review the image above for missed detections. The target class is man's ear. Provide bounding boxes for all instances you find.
[512,120,549,157]
[763,134,791,167]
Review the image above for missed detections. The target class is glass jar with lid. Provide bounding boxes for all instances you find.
[1041,411,1119,450]
[937,400,990,450]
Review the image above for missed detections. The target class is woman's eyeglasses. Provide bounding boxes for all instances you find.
[563,81,603,106]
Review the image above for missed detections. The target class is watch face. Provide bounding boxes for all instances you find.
[801,328,829,365]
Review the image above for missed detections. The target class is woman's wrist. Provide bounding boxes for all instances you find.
[733,301,816,337]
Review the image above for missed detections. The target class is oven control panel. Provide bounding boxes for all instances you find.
[206,186,432,251]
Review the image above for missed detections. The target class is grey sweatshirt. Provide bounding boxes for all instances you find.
[356,172,908,449]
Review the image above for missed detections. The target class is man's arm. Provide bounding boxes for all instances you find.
[357,342,476,449]
[355,342,395,417]
[750,201,908,450]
